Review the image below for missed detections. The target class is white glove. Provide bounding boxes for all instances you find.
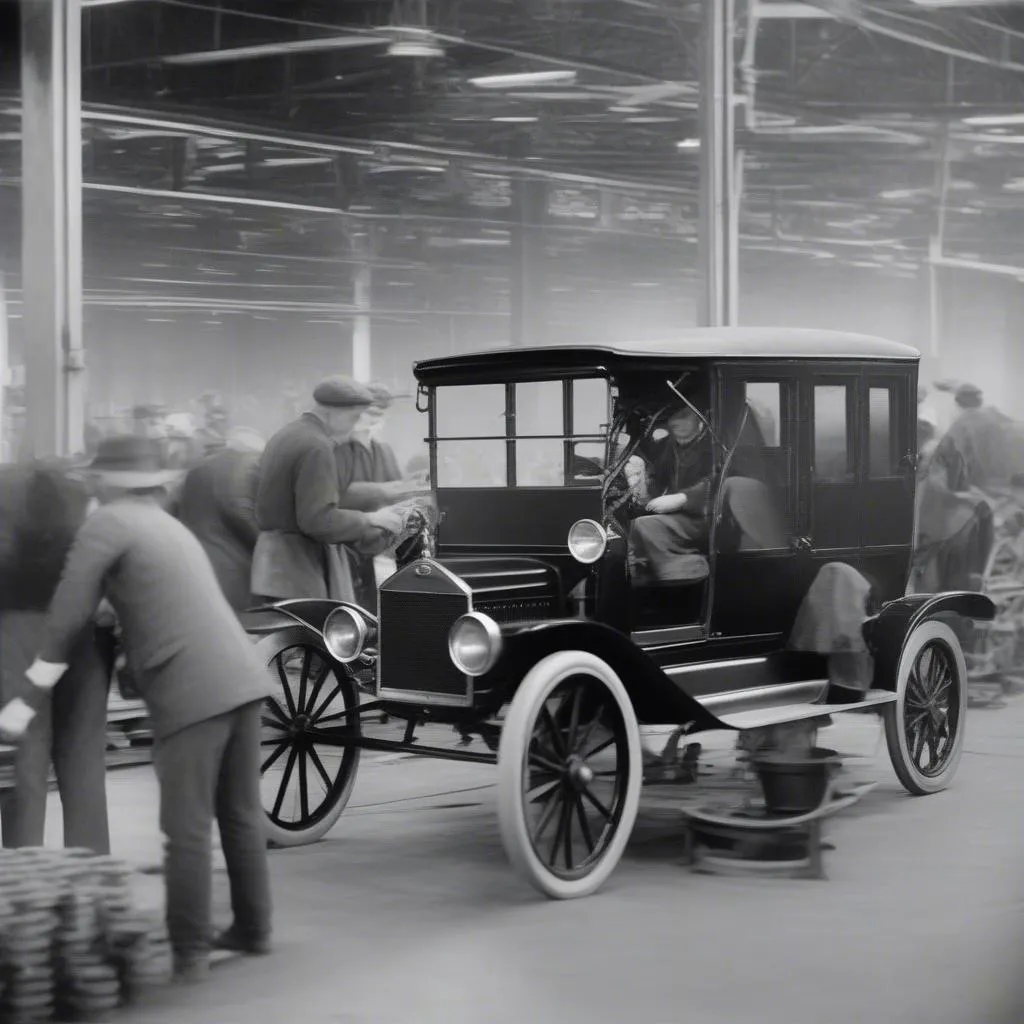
[0,699,37,741]
[25,659,67,691]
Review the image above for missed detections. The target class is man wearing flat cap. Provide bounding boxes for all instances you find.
[253,376,410,602]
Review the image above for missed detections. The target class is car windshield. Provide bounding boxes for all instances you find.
[431,378,610,487]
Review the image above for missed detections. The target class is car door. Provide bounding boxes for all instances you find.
[807,372,861,553]
[860,372,915,548]
[710,367,802,639]
[858,370,917,600]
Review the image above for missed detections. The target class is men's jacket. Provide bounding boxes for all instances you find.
[176,448,262,612]
[39,500,271,741]
[644,435,713,513]
[256,414,375,542]
[253,413,383,598]
[0,464,93,611]
[335,437,403,512]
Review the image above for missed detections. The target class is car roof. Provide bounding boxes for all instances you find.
[414,328,919,383]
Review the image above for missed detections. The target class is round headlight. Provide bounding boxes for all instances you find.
[323,607,368,663]
[568,518,607,564]
[448,612,502,677]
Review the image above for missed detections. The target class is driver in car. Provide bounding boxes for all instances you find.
[628,405,713,583]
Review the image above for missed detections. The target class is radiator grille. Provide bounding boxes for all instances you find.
[378,590,469,699]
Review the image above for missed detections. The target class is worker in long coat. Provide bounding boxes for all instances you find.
[252,377,409,603]
[0,436,275,982]
[0,461,114,852]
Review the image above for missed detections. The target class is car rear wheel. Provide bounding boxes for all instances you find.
[884,620,967,796]
[256,628,362,847]
[497,651,642,899]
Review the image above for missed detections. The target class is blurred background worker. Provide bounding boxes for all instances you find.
[0,436,274,981]
[0,460,115,852]
[175,427,266,615]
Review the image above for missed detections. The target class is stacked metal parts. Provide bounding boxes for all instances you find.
[0,849,171,1023]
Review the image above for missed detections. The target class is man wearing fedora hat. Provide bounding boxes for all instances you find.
[0,435,275,981]
[253,375,412,602]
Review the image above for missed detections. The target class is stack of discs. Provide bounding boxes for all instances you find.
[88,856,134,919]
[57,962,121,1021]
[0,848,174,1021]
[107,913,172,999]
[55,887,103,969]
[0,891,13,1008]
[1,904,58,1024]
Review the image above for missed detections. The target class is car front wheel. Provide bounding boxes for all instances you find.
[256,627,362,847]
[496,651,642,899]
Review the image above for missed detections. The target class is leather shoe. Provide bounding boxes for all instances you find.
[214,927,271,956]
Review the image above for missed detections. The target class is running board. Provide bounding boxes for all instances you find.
[714,689,896,731]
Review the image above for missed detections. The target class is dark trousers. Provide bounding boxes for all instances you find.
[628,512,710,582]
[152,700,271,961]
[0,610,113,852]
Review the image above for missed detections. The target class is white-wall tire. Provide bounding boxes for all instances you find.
[884,620,967,796]
[255,628,362,847]
[497,651,642,899]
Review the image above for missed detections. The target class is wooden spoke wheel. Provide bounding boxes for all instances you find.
[884,621,967,796]
[258,629,361,847]
[497,651,642,899]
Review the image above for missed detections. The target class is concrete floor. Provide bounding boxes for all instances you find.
[44,697,1024,1024]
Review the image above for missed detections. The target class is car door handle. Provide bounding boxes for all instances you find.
[791,535,813,552]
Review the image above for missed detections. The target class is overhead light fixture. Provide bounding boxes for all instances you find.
[491,116,538,123]
[82,0,139,7]
[470,71,576,90]
[676,138,700,150]
[163,35,384,66]
[963,112,1024,127]
[386,29,444,58]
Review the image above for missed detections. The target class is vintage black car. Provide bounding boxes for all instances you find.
[247,328,993,899]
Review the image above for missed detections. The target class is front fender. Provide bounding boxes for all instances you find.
[241,598,377,640]
[483,619,723,731]
[864,591,995,692]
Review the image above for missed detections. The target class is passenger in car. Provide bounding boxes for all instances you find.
[627,405,713,583]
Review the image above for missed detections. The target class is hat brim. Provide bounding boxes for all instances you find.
[90,468,182,489]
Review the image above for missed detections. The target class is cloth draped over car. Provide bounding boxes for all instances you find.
[788,561,875,692]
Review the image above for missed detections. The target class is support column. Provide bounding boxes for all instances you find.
[509,177,548,347]
[926,57,956,370]
[698,0,738,328]
[21,0,84,459]
[353,264,372,380]
[0,272,8,461]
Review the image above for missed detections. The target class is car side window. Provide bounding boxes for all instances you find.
[814,383,854,481]
[868,385,897,477]
[744,382,782,447]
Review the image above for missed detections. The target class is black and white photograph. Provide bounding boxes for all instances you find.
[0,1,1022,1022]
